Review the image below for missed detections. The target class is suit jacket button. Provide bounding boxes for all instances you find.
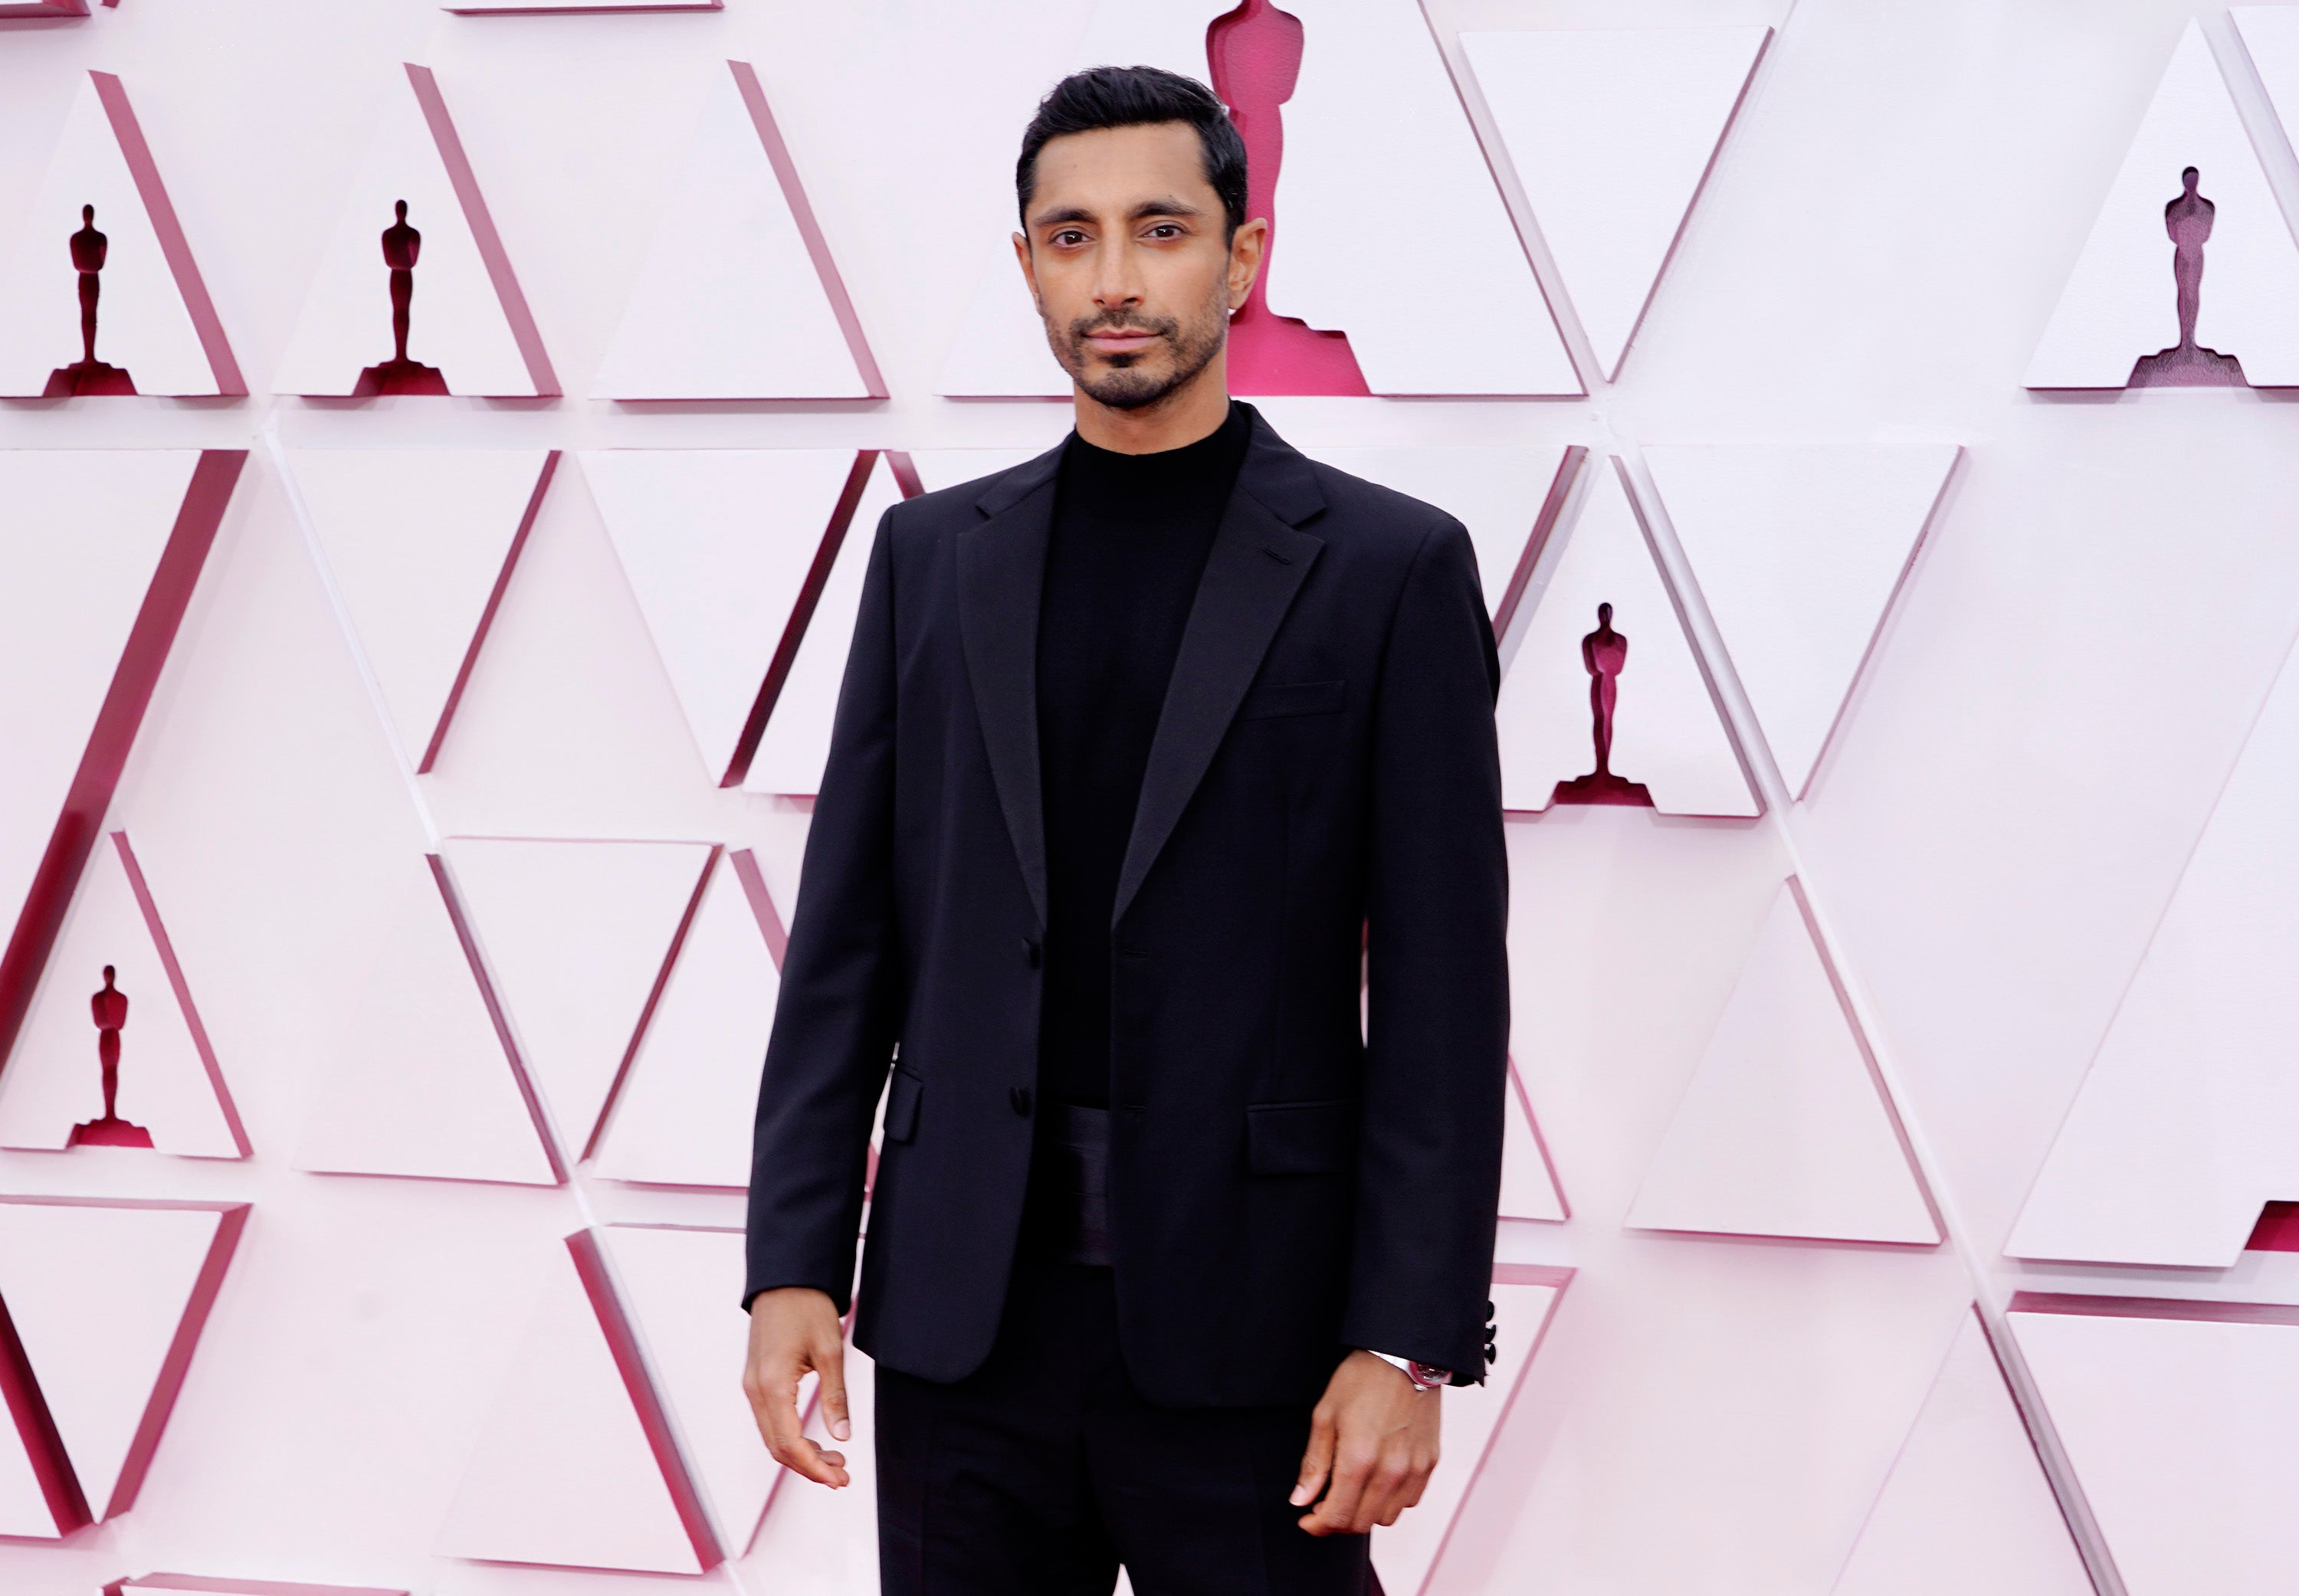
[1010,1086,1033,1117]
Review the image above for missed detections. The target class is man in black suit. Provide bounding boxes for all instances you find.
[744,64,1509,1596]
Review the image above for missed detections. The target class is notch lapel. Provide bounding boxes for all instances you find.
[1112,455,1326,928]
[958,453,1060,928]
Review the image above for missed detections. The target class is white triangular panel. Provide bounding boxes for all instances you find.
[1498,1063,1566,1222]
[0,76,231,396]
[0,833,242,1157]
[1461,27,1769,379]
[273,67,543,397]
[1626,883,1937,1244]
[936,0,1577,397]
[592,851,780,1188]
[0,451,202,951]
[0,1200,232,1519]
[594,62,878,399]
[1296,445,1575,621]
[599,1225,781,1553]
[1496,460,1757,817]
[442,838,714,1157]
[1372,1272,1568,1596]
[294,856,557,1186]
[1832,1311,2091,1596]
[583,448,861,785]
[745,454,906,796]
[2026,21,2299,388]
[435,1243,704,1573]
[290,449,553,769]
[908,447,1050,495]
[2012,1303,2299,1596]
[742,1336,878,1591]
[1646,442,1959,796]
[2009,631,2299,1267]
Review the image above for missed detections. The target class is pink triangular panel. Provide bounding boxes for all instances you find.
[1371,1265,1572,1596]
[1832,1310,2091,1596]
[745,454,910,796]
[290,449,557,772]
[0,451,241,1083]
[594,61,881,398]
[0,1297,80,1538]
[599,1224,782,1553]
[0,73,241,395]
[1498,1061,1566,1222]
[0,1197,246,1521]
[0,831,244,1156]
[294,855,559,1187]
[441,837,714,1158]
[114,1579,408,1596]
[271,65,555,397]
[591,849,780,1187]
[1626,880,1937,1244]
[435,1232,714,1571]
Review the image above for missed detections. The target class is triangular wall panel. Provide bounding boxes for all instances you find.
[1461,27,1770,379]
[0,1198,247,1522]
[1371,1266,1572,1596]
[593,61,882,399]
[1498,1060,1567,1222]
[1296,445,1582,636]
[584,448,875,787]
[597,1224,782,1555]
[744,454,909,797]
[937,0,1578,397]
[1625,880,1938,1244]
[592,849,781,1188]
[288,449,557,773]
[0,831,244,1157]
[294,854,559,1187]
[2009,624,2299,1267]
[0,73,241,396]
[435,1231,716,1572]
[0,451,242,1075]
[1645,442,1960,797]
[272,64,555,398]
[1496,458,1758,817]
[441,837,715,1158]
[1831,1309,2091,1596]
[2026,20,2299,388]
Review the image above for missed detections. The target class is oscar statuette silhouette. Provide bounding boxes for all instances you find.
[42,203,138,396]
[1550,601,1655,808]
[353,198,450,395]
[67,965,154,1149]
[2129,165,2248,387]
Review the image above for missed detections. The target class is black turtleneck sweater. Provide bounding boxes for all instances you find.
[1035,400,1254,1109]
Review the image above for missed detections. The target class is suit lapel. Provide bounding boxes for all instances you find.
[957,449,1061,928]
[1113,422,1326,927]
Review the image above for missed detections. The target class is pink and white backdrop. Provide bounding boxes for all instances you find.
[2,0,2296,1591]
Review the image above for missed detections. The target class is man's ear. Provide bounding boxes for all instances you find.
[1228,218,1270,310]
[1012,231,1040,306]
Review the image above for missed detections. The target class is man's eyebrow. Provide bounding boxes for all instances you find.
[1028,196,1207,230]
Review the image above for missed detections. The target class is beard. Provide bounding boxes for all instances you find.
[1045,279,1230,411]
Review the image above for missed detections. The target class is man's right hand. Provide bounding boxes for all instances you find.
[743,1286,851,1488]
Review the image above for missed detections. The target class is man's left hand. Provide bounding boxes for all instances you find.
[1291,1349,1441,1535]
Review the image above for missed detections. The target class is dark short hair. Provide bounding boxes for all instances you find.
[1016,65,1248,238]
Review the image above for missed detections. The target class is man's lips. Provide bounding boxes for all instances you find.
[1085,329,1160,355]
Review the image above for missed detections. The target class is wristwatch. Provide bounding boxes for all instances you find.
[1366,1349,1451,1391]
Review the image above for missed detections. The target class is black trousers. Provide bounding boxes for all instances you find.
[874,1251,1372,1596]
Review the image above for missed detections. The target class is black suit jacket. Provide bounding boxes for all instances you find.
[745,405,1510,1408]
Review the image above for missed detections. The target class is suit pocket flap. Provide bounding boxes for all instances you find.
[884,1068,923,1144]
[1236,678,1346,721]
[1247,1099,1355,1174]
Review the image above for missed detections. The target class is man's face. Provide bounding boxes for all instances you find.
[1014,122,1264,411]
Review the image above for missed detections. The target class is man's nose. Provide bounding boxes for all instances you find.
[1090,240,1146,310]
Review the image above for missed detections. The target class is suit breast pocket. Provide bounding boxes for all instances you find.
[1235,678,1346,722]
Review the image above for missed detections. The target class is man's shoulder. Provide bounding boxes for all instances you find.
[884,447,1061,539]
[1286,454,1469,562]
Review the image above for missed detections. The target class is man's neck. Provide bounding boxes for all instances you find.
[1071,353,1234,455]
